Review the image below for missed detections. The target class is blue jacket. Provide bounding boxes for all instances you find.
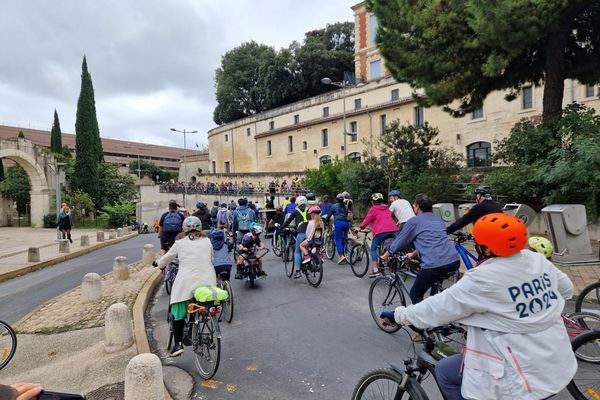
[232,206,256,232]
[319,202,332,218]
[328,202,349,222]
[284,203,297,215]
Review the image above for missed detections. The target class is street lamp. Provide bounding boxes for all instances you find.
[54,161,66,239]
[170,128,198,208]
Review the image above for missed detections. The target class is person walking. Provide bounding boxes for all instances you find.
[57,205,73,243]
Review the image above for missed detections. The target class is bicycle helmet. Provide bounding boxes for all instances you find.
[388,190,401,197]
[474,186,492,198]
[528,236,553,259]
[306,193,316,201]
[196,201,206,209]
[472,213,527,257]
[297,196,307,206]
[308,205,322,215]
[336,193,345,200]
[220,203,227,208]
[371,193,384,201]
[250,223,262,235]
[183,216,202,232]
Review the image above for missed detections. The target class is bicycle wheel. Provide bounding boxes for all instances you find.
[220,280,234,323]
[0,321,17,371]
[165,278,172,295]
[249,268,256,288]
[369,277,405,333]
[350,244,370,278]
[284,244,295,278]
[305,257,323,288]
[352,368,428,400]
[272,235,283,257]
[325,235,336,260]
[192,317,221,380]
[567,330,600,400]
[575,281,600,315]
[565,312,600,338]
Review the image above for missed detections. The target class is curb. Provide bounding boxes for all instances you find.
[0,232,139,284]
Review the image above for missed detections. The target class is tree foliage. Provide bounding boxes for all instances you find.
[101,201,135,228]
[64,189,95,221]
[50,109,63,153]
[96,162,136,209]
[0,165,31,214]
[304,157,347,200]
[18,131,24,139]
[0,161,4,182]
[367,0,600,119]
[128,159,172,183]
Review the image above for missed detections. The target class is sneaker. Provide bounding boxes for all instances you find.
[337,256,347,265]
[170,342,185,357]
[292,271,302,279]
[260,270,268,277]
[302,255,311,264]
[235,271,243,280]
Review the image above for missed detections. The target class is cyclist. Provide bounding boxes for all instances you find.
[193,202,213,232]
[216,203,231,230]
[382,213,576,400]
[209,201,220,225]
[388,189,415,230]
[156,216,217,357]
[327,193,351,264]
[299,205,325,271]
[528,236,554,259]
[209,229,233,281]
[232,198,256,244]
[158,200,185,254]
[319,195,333,220]
[354,193,398,278]
[380,194,460,303]
[284,196,297,216]
[280,195,309,269]
[235,223,267,278]
[446,186,502,235]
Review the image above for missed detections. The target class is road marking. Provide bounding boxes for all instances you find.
[225,384,237,393]
[200,379,223,390]
[245,364,257,371]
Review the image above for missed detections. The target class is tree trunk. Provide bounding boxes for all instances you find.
[542,28,569,120]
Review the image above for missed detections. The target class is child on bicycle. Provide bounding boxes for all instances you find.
[209,229,234,281]
[235,223,267,278]
[300,206,325,267]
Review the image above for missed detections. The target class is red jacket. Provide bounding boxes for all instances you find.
[360,205,398,237]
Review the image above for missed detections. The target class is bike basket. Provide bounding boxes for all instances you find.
[194,286,229,303]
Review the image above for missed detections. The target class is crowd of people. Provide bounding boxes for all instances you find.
[160,176,308,196]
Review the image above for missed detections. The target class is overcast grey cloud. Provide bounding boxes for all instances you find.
[0,1,355,148]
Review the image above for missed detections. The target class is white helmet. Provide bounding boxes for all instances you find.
[296,196,307,206]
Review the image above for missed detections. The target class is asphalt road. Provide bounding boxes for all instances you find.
[0,234,153,324]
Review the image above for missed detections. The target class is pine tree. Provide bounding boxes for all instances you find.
[50,109,62,153]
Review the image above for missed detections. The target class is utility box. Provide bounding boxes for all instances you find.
[433,203,456,227]
[458,203,476,234]
[503,203,537,227]
[541,204,597,264]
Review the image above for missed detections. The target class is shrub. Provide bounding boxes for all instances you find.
[101,202,135,228]
[43,213,57,228]
[398,171,457,204]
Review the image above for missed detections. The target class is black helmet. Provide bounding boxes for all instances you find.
[220,203,227,208]
[475,186,492,197]
[238,198,248,206]
[306,193,316,201]
[196,201,206,209]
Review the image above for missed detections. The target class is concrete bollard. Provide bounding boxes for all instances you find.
[81,273,102,303]
[142,244,156,266]
[104,303,134,353]
[124,353,165,400]
[113,256,130,280]
[109,229,117,240]
[97,231,105,242]
[117,228,123,237]
[81,235,90,247]
[58,239,70,253]
[28,247,40,262]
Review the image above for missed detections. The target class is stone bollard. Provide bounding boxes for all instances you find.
[81,273,102,303]
[81,235,90,247]
[142,244,156,266]
[113,256,130,280]
[124,353,165,400]
[28,247,40,262]
[97,231,105,242]
[58,239,70,253]
[104,303,134,353]
[109,229,117,240]
[117,228,123,237]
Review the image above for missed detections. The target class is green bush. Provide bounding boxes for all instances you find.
[483,166,544,211]
[43,213,57,228]
[101,202,135,228]
[398,171,457,204]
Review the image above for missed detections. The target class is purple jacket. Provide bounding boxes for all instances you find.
[360,205,398,237]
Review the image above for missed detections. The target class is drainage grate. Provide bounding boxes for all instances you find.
[86,382,124,400]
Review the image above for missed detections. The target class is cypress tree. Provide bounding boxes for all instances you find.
[0,160,4,182]
[50,109,62,153]
[18,131,25,139]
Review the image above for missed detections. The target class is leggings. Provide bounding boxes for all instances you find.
[435,354,464,400]
[334,220,350,256]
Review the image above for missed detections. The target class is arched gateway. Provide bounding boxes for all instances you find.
[0,138,57,227]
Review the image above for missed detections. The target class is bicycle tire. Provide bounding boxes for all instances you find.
[284,244,295,278]
[565,312,600,336]
[165,279,172,296]
[221,280,234,323]
[350,244,370,278]
[272,235,283,257]
[0,321,17,371]
[249,268,256,288]
[368,277,405,333]
[575,281,600,315]
[192,317,221,380]
[325,235,336,260]
[567,330,600,400]
[352,367,428,400]
[305,257,324,288]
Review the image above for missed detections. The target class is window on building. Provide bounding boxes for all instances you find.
[322,129,329,147]
[303,141,307,150]
[414,106,424,127]
[294,114,300,124]
[585,84,596,98]
[288,135,293,153]
[380,114,387,135]
[246,127,251,136]
[347,152,362,163]
[211,161,216,174]
[269,121,275,130]
[467,142,492,167]
[225,161,231,174]
[225,134,228,142]
[320,155,332,165]
[323,107,329,117]
[369,14,378,44]
[370,60,382,80]
[349,121,358,142]
[267,140,272,156]
[391,89,399,101]
[522,86,533,109]
[354,98,362,110]
[471,106,484,120]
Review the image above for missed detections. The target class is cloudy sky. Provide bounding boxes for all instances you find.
[0,1,355,149]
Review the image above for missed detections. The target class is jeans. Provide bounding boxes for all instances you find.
[409,260,460,304]
[334,220,350,256]
[436,354,464,400]
[371,231,397,261]
[294,232,306,268]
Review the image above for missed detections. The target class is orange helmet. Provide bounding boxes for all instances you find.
[472,213,528,257]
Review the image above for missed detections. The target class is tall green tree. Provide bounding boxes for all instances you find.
[128,159,172,183]
[0,165,31,214]
[50,109,62,153]
[97,163,136,208]
[367,0,600,119]
[18,131,24,139]
[74,56,103,204]
[0,160,4,182]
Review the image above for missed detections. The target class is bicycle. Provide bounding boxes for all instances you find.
[217,271,234,323]
[282,228,297,278]
[187,301,223,380]
[299,241,324,288]
[352,324,466,400]
[324,220,336,260]
[567,329,600,400]
[271,224,285,258]
[163,258,179,296]
[450,232,478,271]
[239,248,269,288]
[0,320,17,371]
[576,280,600,315]
[349,230,371,278]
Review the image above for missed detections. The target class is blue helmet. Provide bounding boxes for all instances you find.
[210,229,225,241]
[388,190,401,197]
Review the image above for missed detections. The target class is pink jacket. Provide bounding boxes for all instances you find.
[360,205,398,237]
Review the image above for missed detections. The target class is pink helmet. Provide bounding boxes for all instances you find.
[308,205,321,215]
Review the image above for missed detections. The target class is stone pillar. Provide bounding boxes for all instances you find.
[28,247,40,262]
[124,353,165,400]
[97,231,105,242]
[29,190,50,229]
[142,244,156,266]
[58,239,70,253]
[81,235,90,247]
[109,229,117,240]
[113,256,130,280]
[117,227,123,237]
[81,273,102,303]
[104,303,134,353]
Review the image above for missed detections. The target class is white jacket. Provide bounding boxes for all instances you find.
[157,236,217,304]
[394,250,576,400]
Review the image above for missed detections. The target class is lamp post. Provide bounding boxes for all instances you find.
[170,128,198,208]
[54,161,66,239]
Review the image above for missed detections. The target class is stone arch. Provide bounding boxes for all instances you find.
[0,140,52,227]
